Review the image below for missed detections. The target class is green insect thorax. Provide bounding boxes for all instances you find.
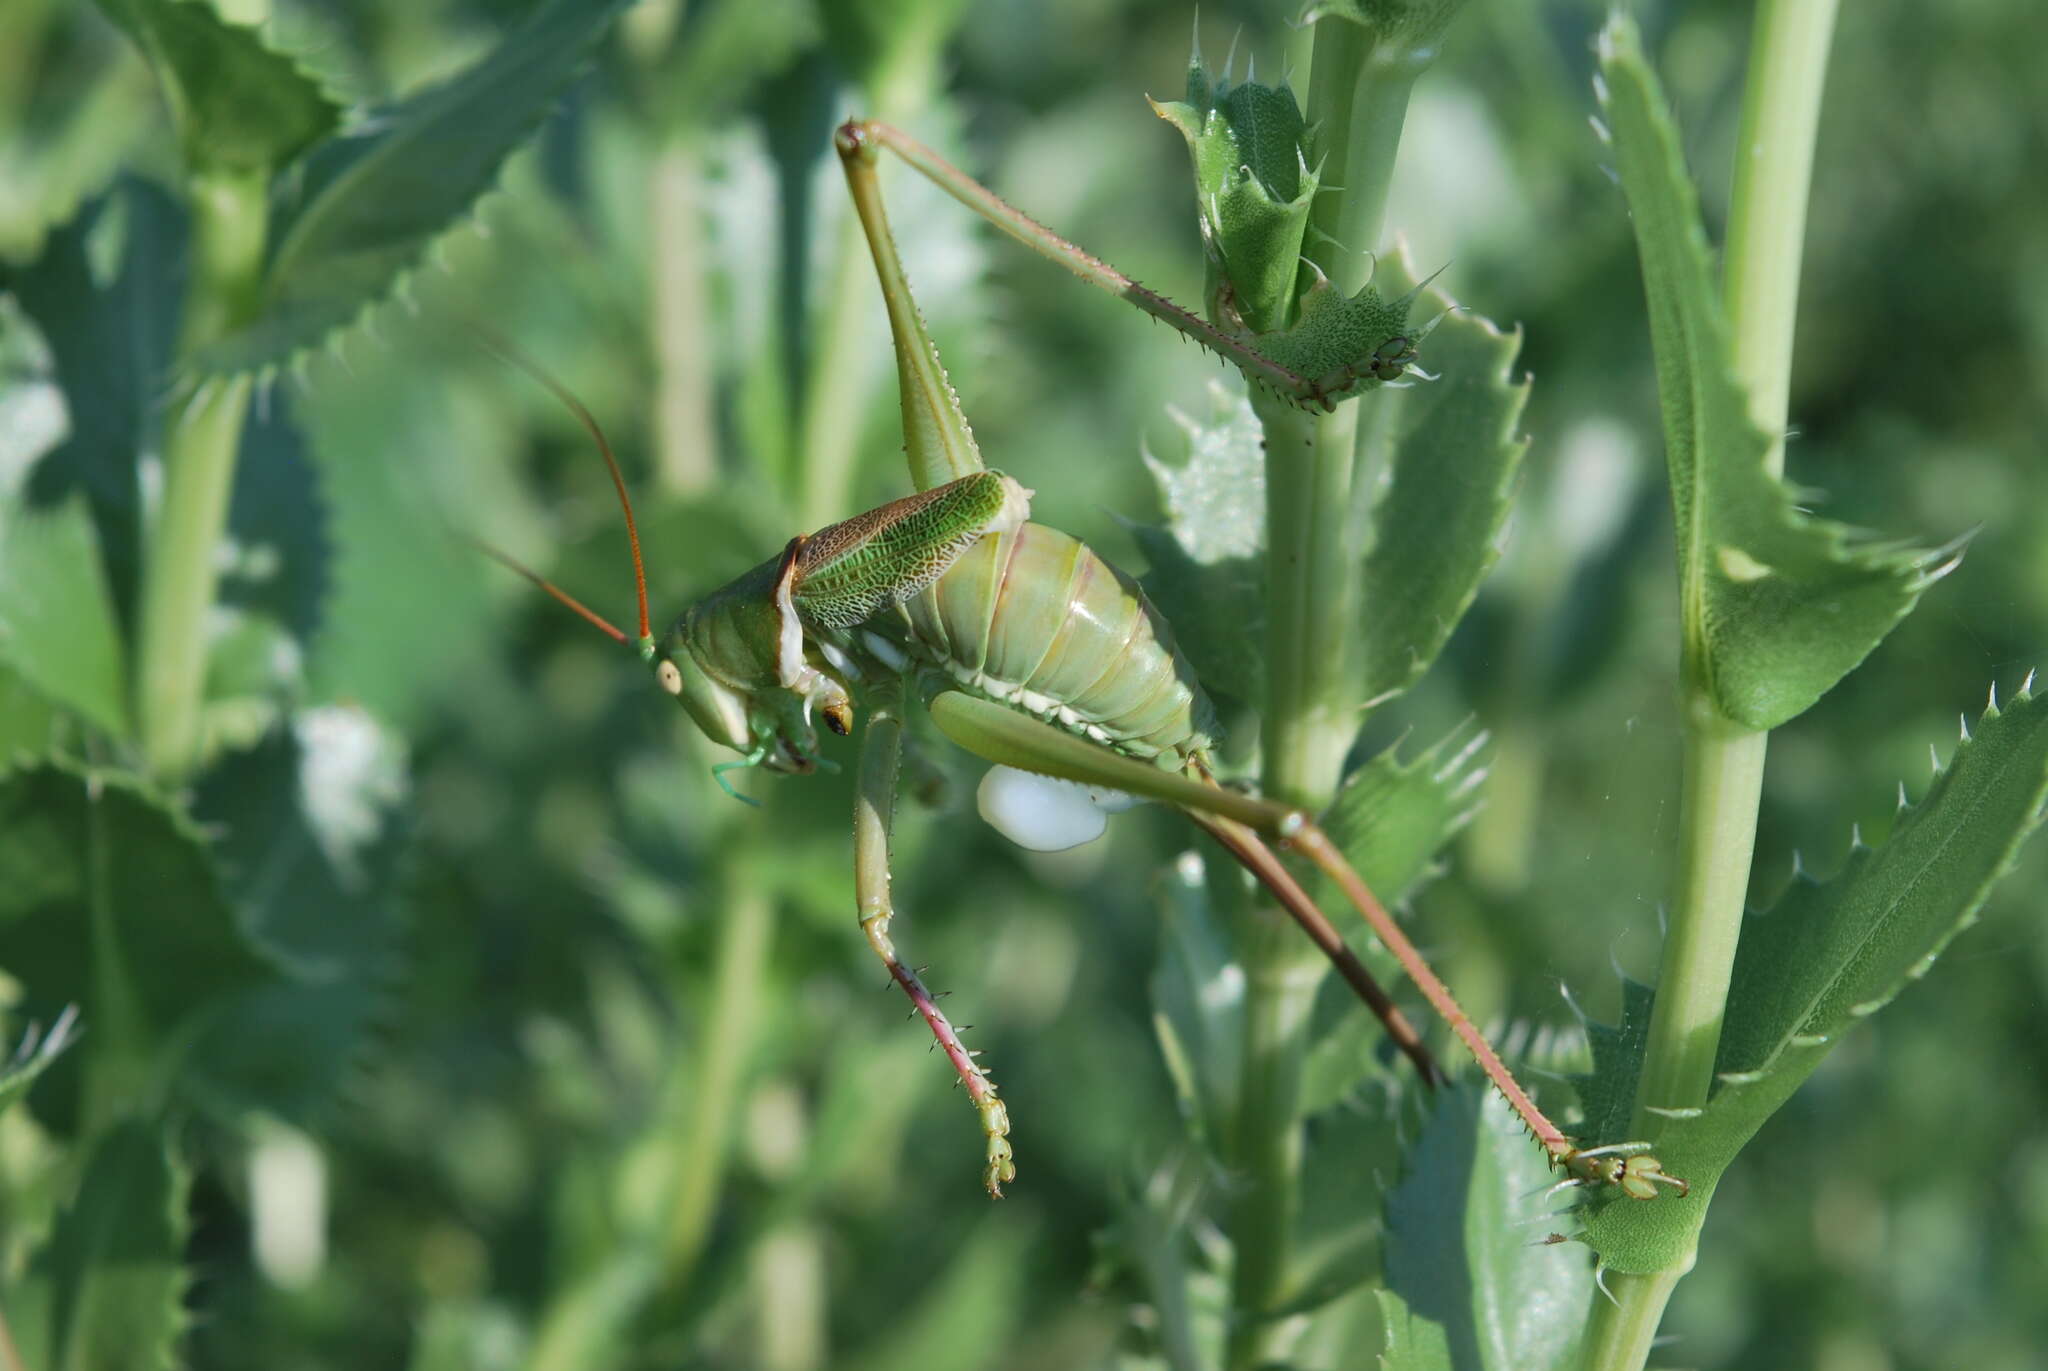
[650,472,1029,780]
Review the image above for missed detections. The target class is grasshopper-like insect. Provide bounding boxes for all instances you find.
[482,120,1686,1205]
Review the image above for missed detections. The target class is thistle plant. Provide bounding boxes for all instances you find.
[0,2,2044,1370]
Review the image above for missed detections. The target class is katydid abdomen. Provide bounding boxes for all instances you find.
[858,522,1217,768]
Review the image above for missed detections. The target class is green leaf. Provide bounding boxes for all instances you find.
[191,0,633,375]
[1375,1290,1452,1371]
[1357,250,1527,707]
[1381,1083,1591,1371]
[6,178,189,632]
[185,711,407,1123]
[1283,1097,1406,1317]
[0,496,130,738]
[1294,722,1489,1114]
[1149,848,1243,1152]
[0,763,276,1130]
[1583,679,2048,1273]
[1567,976,1656,1158]
[1153,60,1317,334]
[92,0,341,174]
[1133,380,1267,703]
[34,1118,191,1371]
[1597,18,1948,731]
[0,1007,79,1116]
[1324,721,1488,905]
[0,668,63,762]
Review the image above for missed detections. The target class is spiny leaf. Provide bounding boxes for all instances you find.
[6,177,189,631]
[191,0,634,375]
[34,1119,191,1371]
[1357,249,1527,707]
[1567,976,1655,1154]
[0,496,130,739]
[0,763,276,1131]
[1324,720,1489,906]
[1283,1096,1406,1317]
[1153,59,1318,334]
[1381,1083,1590,1371]
[1133,380,1266,703]
[1295,722,1490,1110]
[0,1007,79,1116]
[1149,848,1242,1151]
[91,0,342,174]
[1582,679,2048,1273]
[186,710,409,1124]
[1598,17,1948,731]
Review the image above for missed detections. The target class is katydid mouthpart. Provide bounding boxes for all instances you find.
[470,119,1685,1206]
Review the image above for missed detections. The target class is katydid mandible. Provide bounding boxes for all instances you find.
[481,120,1686,1205]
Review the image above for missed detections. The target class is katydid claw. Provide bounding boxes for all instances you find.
[1560,1143,1689,1200]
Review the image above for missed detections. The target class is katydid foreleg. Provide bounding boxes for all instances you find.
[854,684,1015,1197]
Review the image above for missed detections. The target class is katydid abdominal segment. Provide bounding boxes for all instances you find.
[472,115,1689,1205]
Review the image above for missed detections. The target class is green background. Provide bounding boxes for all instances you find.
[2,1,2044,1367]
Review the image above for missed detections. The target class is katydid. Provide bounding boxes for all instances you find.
[477,120,1685,1206]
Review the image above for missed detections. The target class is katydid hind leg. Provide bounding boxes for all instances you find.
[925,688,1686,1199]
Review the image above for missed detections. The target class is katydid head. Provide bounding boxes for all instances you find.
[476,332,842,791]
[652,613,842,780]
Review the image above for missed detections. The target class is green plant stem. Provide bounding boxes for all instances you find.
[662,882,775,1292]
[1228,18,1424,1369]
[649,134,718,497]
[136,166,266,781]
[1723,0,1842,478]
[1588,2,1841,1365]
[1630,712,1767,1124]
[82,778,147,1134]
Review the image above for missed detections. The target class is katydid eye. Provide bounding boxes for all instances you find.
[657,659,683,695]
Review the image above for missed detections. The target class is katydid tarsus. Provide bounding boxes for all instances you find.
[477,120,1686,1205]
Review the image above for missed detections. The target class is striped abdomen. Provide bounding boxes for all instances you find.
[867,523,1217,767]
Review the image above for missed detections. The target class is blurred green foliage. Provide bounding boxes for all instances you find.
[1,1,2045,1369]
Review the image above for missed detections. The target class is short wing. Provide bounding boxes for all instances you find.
[791,471,1031,629]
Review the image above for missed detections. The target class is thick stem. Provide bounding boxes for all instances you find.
[136,166,266,781]
[1589,2,1841,1364]
[1629,712,1767,1123]
[1229,21,1423,1368]
[1722,0,1842,480]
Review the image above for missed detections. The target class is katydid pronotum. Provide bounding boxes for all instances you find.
[478,120,1686,1205]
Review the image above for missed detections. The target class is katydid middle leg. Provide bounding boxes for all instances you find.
[855,684,1016,1197]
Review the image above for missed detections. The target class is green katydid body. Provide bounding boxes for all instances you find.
[656,470,1218,783]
